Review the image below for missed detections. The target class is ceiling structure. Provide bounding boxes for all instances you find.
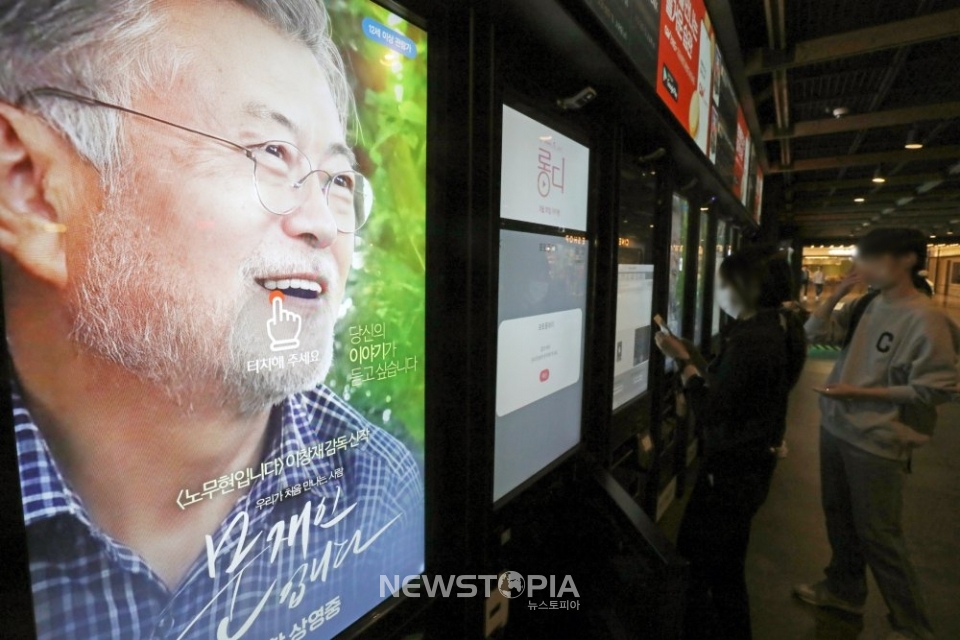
[730,0,960,242]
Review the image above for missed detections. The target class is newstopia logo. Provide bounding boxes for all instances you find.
[380,572,579,600]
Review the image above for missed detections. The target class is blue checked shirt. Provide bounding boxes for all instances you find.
[15,384,424,640]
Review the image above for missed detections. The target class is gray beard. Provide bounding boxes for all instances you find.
[66,194,335,416]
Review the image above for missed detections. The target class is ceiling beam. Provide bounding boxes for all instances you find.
[745,7,960,75]
[788,173,948,192]
[769,146,960,173]
[794,213,960,224]
[762,102,960,141]
[792,190,960,206]
[790,201,960,217]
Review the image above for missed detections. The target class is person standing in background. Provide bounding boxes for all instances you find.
[801,266,811,301]
[812,266,825,301]
[796,228,960,640]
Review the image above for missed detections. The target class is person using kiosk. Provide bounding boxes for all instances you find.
[655,245,807,639]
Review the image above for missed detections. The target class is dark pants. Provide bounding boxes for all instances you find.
[820,428,933,639]
[815,283,824,297]
[678,453,777,639]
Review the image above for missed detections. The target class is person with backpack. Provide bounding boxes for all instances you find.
[795,228,960,640]
[656,245,807,639]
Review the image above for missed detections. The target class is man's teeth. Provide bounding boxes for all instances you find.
[263,279,322,293]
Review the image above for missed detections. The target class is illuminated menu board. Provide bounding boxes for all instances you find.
[2,2,426,638]
[582,0,661,84]
[583,0,764,216]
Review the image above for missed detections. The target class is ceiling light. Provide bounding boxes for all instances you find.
[700,206,709,211]
[896,196,915,206]
[917,179,944,194]
[872,167,886,183]
[905,127,923,150]
[930,234,936,239]
[854,197,865,203]
[832,106,850,118]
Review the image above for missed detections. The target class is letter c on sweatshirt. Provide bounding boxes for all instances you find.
[876,332,894,353]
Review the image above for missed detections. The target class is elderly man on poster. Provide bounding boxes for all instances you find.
[0,1,424,638]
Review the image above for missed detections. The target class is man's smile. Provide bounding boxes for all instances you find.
[256,275,326,300]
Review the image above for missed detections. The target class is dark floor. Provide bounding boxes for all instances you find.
[661,299,960,640]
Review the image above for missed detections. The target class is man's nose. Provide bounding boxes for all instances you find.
[278,174,339,248]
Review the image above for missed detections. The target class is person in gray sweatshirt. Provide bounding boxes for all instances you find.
[794,228,960,640]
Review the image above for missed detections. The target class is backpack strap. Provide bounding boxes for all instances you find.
[842,290,881,349]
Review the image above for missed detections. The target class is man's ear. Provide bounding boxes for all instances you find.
[0,103,85,288]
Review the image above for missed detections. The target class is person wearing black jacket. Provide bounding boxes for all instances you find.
[656,245,807,639]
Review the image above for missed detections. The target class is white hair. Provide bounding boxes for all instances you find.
[0,0,353,176]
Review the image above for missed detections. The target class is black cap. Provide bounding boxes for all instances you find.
[856,228,927,267]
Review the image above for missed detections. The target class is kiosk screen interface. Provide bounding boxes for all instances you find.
[0,2,427,638]
[495,230,588,502]
[494,106,590,503]
[613,265,655,409]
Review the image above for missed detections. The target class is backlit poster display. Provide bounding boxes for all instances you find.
[582,0,765,216]
[710,53,739,188]
[495,230,588,503]
[613,265,656,409]
[500,106,591,232]
[656,0,710,152]
[0,2,426,639]
[667,193,690,338]
[583,0,661,84]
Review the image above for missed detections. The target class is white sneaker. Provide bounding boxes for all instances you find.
[792,581,865,616]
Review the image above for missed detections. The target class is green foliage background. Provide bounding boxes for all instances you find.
[325,1,427,460]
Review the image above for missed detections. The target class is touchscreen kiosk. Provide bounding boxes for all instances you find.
[666,193,690,337]
[712,220,728,336]
[693,210,709,345]
[613,265,655,409]
[0,2,426,638]
[494,106,590,504]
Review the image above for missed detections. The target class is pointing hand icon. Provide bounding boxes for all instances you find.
[267,292,302,352]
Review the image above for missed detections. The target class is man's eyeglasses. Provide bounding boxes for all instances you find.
[16,87,373,233]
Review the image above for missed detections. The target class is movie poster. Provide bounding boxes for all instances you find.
[0,1,426,638]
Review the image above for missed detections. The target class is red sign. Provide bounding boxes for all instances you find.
[732,108,748,199]
[657,0,709,145]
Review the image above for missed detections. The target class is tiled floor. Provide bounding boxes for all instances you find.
[661,297,960,639]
